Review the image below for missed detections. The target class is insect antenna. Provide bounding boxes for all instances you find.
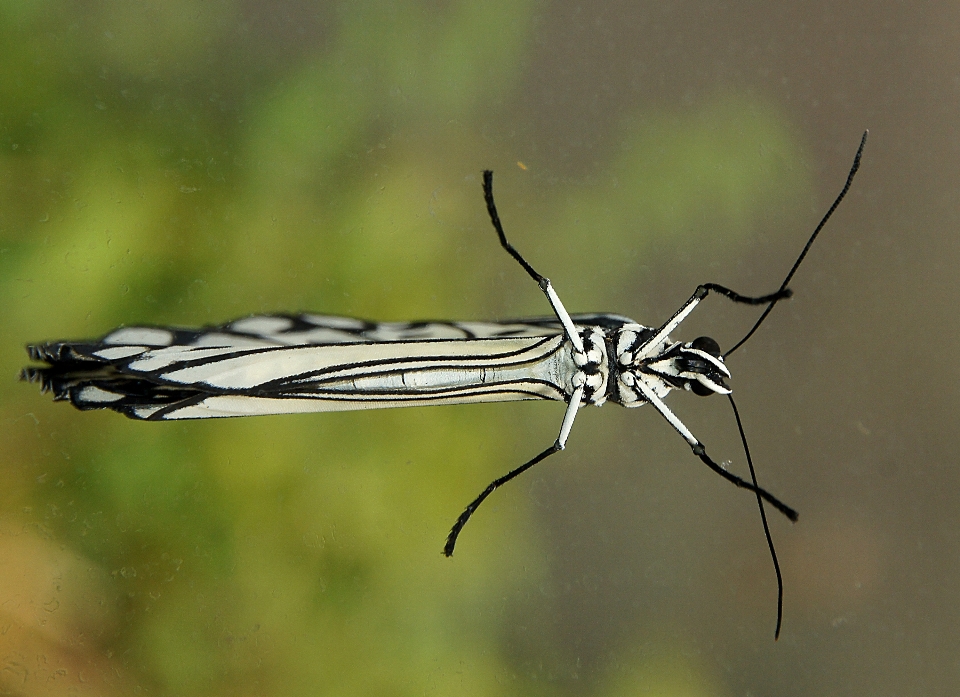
[720,131,868,638]
[725,130,868,359]
[727,393,785,639]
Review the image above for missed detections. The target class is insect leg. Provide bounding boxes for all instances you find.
[643,133,869,358]
[444,384,585,556]
[482,171,585,355]
[641,283,791,354]
[631,377,798,522]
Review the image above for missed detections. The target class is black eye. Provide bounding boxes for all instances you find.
[691,380,715,396]
[691,336,721,357]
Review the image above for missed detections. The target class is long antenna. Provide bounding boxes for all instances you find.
[728,394,784,639]
[721,131,868,638]
[725,130,868,358]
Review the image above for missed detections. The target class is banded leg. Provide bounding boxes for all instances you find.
[444,385,586,556]
[631,377,798,522]
[642,283,792,355]
[482,171,585,355]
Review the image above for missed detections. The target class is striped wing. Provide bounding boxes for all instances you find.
[23,312,633,421]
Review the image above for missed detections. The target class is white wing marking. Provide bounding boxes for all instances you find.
[298,314,368,330]
[190,333,282,348]
[78,386,124,403]
[104,327,175,346]
[94,345,148,360]
[229,316,295,334]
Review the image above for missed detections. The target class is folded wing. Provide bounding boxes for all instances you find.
[23,312,632,421]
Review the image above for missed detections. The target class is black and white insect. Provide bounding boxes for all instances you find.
[23,133,867,637]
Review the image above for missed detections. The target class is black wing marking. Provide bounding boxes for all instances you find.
[26,312,639,356]
[90,312,636,346]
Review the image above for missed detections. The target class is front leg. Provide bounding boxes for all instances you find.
[642,283,792,356]
[631,376,798,522]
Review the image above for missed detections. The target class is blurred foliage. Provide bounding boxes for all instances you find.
[0,1,809,695]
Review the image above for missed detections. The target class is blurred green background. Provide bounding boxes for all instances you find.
[2,1,958,696]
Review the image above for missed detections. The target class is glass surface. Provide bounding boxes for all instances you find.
[0,1,954,695]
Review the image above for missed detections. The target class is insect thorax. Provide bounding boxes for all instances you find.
[599,324,732,408]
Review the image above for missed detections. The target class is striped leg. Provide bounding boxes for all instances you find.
[444,385,585,556]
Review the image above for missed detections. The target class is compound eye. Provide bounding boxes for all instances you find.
[690,336,722,358]
[691,380,715,397]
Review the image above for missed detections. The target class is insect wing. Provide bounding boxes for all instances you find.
[23,313,605,421]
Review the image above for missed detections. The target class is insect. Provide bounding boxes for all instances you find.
[23,133,867,637]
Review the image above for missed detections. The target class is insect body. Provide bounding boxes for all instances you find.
[22,313,721,420]
[23,133,868,637]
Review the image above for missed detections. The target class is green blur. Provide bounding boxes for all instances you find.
[0,2,808,695]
